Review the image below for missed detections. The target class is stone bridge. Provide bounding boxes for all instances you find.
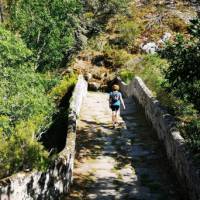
[0,76,199,200]
[66,76,199,200]
[66,91,183,200]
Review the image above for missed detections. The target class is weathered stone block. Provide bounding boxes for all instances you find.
[0,75,88,200]
[117,76,200,200]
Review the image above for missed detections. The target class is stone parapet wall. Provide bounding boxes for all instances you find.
[117,76,200,200]
[0,75,88,200]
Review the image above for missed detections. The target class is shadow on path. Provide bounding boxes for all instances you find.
[66,92,187,200]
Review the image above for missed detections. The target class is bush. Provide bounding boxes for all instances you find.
[165,16,187,33]
[0,26,32,68]
[0,127,49,178]
[160,19,200,161]
[183,119,200,163]
[161,19,200,111]
[50,73,77,102]
[9,0,82,71]
[119,69,134,83]
[115,20,141,47]
[120,54,168,94]
[0,27,54,178]
[0,67,56,131]
[103,44,132,68]
[0,68,77,178]
[0,26,77,179]
[83,0,129,16]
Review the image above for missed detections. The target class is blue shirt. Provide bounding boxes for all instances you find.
[109,91,122,106]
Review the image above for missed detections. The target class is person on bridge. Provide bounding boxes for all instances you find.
[109,84,126,128]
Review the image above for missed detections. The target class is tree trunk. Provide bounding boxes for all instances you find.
[0,0,4,23]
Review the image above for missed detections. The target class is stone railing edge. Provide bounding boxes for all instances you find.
[116,76,200,200]
[0,75,88,200]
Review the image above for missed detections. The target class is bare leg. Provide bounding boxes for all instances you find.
[112,111,116,126]
[115,110,119,124]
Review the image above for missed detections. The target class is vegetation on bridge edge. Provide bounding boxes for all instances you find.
[85,1,200,164]
[0,0,129,179]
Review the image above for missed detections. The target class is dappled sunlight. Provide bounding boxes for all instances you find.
[66,92,184,200]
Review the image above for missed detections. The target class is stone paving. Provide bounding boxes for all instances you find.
[66,92,185,200]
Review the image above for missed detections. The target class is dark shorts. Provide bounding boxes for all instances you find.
[110,105,120,111]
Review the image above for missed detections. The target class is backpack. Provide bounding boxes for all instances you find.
[110,92,120,105]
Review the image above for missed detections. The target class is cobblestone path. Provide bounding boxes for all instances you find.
[66,92,184,200]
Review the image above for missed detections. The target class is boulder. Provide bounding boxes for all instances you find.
[93,73,102,80]
[100,84,108,92]
[84,73,92,81]
[88,82,101,91]
[162,32,172,42]
[141,42,158,54]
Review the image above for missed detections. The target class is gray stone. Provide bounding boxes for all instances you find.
[141,42,158,54]
[0,75,88,200]
[84,73,92,81]
[117,76,200,200]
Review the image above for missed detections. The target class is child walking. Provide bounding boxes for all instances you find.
[109,84,126,128]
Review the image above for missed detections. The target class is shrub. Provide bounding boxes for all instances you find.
[160,19,200,161]
[0,26,32,68]
[50,73,77,102]
[119,69,134,83]
[103,44,132,68]
[0,126,49,178]
[161,19,200,111]
[165,16,187,33]
[0,68,77,178]
[122,54,168,94]
[183,119,200,163]
[8,0,82,71]
[0,26,77,179]
[0,66,55,135]
[115,20,141,47]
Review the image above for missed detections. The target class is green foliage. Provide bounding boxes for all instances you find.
[119,69,134,83]
[161,19,200,110]
[9,0,82,71]
[0,67,77,178]
[135,54,167,92]
[165,16,187,33]
[115,20,141,47]
[119,54,168,94]
[184,119,200,161]
[0,127,49,178]
[83,0,129,16]
[103,44,132,68]
[0,26,32,68]
[188,18,200,37]
[160,18,200,160]
[50,73,77,102]
[82,0,130,35]
[0,26,78,179]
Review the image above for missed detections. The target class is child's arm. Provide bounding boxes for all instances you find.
[109,93,112,107]
[120,94,126,109]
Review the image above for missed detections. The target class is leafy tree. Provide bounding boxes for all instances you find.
[161,19,200,110]
[0,26,56,178]
[161,19,200,158]
[0,26,32,68]
[83,0,129,15]
[82,0,129,35]
[8,0,82,71]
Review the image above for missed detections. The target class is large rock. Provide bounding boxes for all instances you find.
[141,42,158,54]
[158,32,172,46]
[162,32,172,42]
[84,73,92,81]
[88,82,101,91]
